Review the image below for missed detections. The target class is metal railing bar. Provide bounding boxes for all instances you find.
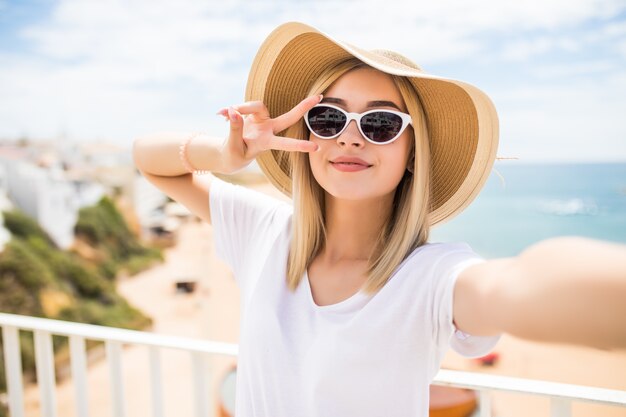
[550,397,572,417]
[2,325,25,417]
[106,341,126,417]
[70,335,90,417]
[34,330,58,417]
[479,390,491,417]
[0,313,237,356]
[149,346,164,417]
[434,369,626,407]
[191,351,210,417]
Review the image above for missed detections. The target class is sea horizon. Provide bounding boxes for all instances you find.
[429,161,626,259]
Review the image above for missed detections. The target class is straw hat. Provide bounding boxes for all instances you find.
[245,21,499,226]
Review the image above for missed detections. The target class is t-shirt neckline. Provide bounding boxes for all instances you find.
[304,269,368,312]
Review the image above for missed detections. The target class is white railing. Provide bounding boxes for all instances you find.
[1,312,626,417]
[1,312,238,417]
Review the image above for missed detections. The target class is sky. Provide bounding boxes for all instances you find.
[0,0,625,163]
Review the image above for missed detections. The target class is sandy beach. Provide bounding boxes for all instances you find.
[20,180,626,417]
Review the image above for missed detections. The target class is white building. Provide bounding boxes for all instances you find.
[0,147,105,249]
[133,174,169,239]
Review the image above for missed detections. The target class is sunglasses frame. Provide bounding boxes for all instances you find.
[304,103,413,145]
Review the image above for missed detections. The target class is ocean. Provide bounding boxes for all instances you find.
[429,162,626,259]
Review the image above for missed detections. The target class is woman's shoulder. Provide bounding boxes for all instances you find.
[397,241,482,274]
[412,240,476,257]
[384,241,481,295]
[391,241,483,291]
[209,176,294,243]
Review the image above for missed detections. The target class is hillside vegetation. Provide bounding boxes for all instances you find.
[0,196,163,415]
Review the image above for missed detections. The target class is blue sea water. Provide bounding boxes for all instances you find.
[429,162,626,259]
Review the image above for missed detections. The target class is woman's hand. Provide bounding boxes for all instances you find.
[216,94,322,174]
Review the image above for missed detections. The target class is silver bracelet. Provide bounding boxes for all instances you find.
[179,132,211,175]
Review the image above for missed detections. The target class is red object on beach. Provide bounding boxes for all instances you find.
[475,352,500,366]
[429,385,477,417]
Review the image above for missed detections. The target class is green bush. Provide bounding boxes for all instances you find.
[124,252,163,276]
[21,234,112,300]
[75,196,132,246]
[74,196,163,273]
[58,297,152,330]
[0,238,54,293]
[98,258,118,280]
[62,256,112,299]
[2,210,55,246]
[0,271,41,316]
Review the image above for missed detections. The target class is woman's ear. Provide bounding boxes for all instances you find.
[406,149,415,174]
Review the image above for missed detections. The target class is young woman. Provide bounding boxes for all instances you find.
[133,22,626,417]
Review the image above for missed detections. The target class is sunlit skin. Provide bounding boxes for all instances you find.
[307,67,414,263]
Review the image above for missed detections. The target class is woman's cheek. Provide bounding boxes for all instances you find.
[307,152,326,184]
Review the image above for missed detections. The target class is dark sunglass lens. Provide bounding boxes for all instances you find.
[361,112,403,143]
[307,106,346,137]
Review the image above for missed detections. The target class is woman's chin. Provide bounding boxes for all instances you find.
[323,186,385,202]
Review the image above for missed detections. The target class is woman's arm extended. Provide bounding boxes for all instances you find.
[133,131,227,176]
[453,236,626,350]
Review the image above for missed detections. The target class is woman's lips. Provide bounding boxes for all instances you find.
[330,161,371,172]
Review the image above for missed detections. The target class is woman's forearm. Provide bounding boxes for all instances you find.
[132,131,227,176]
[493,236,626,350]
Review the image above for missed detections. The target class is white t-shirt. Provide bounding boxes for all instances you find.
[209,177,501,417]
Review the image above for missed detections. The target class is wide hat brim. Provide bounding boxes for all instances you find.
[245,21,499,227]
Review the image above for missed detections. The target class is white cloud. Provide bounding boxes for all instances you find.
[0,0,270,142]
[528,60,616,78]
[618,39,626,57]
[493,80,626,162]
[17,1,265,82]
[501,36,583,61]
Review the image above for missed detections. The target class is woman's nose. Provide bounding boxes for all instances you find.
[337,120,364,147]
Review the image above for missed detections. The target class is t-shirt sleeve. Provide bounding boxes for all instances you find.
[208,176,291,293]
[433,243,501,358]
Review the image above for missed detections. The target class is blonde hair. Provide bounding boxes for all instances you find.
[283,57,432,295]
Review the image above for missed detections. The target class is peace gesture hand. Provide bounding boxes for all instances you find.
[216,94,322,174]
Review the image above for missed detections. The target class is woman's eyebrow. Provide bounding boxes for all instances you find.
[321,97,402,111]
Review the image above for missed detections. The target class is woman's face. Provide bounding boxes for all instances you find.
[307,67,414,202]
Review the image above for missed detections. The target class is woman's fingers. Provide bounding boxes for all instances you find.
[217,97,321,155]
[227,107,244,139]
[268,135,318,153]
[272,94,322,133]
[216,108,229,121]
[231,101,270,118]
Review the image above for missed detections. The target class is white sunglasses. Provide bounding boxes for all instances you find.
[304,103,413,145]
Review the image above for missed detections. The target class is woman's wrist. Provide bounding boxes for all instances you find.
[180,132,214,175]
[185,132,228,175]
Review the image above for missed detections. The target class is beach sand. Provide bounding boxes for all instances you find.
[20,180,626,417]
